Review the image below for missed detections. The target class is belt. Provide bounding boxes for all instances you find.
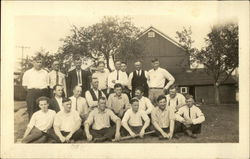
[149,87,163,89]
[28,88,48,91]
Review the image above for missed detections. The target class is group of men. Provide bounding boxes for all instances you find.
[21,55,205,143]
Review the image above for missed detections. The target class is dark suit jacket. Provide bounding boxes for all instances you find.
[50,97,61,113]
[66,69,91,97]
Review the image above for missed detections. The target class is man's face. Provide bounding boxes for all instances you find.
[114,87,122,96]
[39,100,49,112]
[54,86,63,97]
[52,61,60,71]
[121,63,127,72]
[92,79,99,89]
[158,98,167,110]
[152,61,160,69]
[74,59,82,70]
[115,61,121,70]
[33,60,42,70]
[134,62,141,71]
[186,98,194,107]
[98,99,106,111]
[98,63,105,72]
[169,88,177,98]
[63,101,72,112]
[135,90,143,99]
[73,87,82,97]
[131,101,139,113]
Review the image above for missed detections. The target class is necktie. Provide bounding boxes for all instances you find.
[117,70,119,80]
[78,70,81,84]
[56,71,59,85]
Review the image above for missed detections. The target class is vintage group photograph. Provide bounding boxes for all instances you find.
[11,2,241,145]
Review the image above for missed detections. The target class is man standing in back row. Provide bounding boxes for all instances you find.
[128,60,149,98]
[67,55,91,97]
[22,57,49,119]
[147,58,175,104]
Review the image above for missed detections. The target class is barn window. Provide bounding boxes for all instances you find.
[180,87,188,94]
[148,31,155,38]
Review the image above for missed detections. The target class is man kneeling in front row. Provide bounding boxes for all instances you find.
[121,98,150,138]
[175,95,205,138]
[84,97,121,142]
[52,98,84,143]
[151,95,176,140]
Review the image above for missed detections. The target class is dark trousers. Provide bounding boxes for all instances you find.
[121,125,143,136]
[26,88,49,119]
[22,127,48,143]
[90,126,116,140]
[175,121,202,134]
[47,128,85,143]
[153,121,184,137]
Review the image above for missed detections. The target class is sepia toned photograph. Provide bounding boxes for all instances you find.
[1,1,249,158]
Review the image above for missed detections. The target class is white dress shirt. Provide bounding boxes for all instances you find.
[54,110,81,132]
[47,70,67,95]
[55,96,63,111]
[137,96,154,114]
[69,96,89,116]
[147,67,175,89]
[22,68,48,89]
[92,69,110,90]
[76,69,82,85]
[27,109,56,132]
[175,105,205,125]
[166,93,186,111]
[108,70,128,89]
[85,89,106,108]
[128,70,148,90]
[122,109,150,127]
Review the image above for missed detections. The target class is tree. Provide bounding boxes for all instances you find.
[59,16,143,71]
[176,23,238,104]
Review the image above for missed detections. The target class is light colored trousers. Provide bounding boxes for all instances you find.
[148,88,165,105]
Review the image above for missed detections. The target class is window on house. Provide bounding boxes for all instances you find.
[148,31,155,38]
[180,87,188,94]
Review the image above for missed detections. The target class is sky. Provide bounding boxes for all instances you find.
[10,1,242,70]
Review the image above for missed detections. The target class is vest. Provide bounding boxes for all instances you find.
[89,89,102,101]
[131,70,148,89]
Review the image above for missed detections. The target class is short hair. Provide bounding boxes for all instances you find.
[114,60,121,64]
[169,84,178,90]
[121,61,127,65]
[151,58,159,63]
[36,96,50,105]
[73,54,81,61]
[97,61,105,66]
[114,83,123,89]
[53,84,63,91]
[98,96,106,102]
[130,98,139,104]
[157,95,166,102]
[134,60,142,64]
[62,97,71,103]
[73,85,82,91]
[135,86,144,93]
[33,57,43,62]
[185,94,194,100]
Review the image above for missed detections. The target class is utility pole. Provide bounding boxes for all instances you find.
[16,46,30,71]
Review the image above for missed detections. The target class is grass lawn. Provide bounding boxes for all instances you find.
[14,101,239,143]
